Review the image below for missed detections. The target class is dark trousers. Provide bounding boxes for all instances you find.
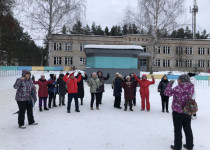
[91,93,100,108]
[39,97,47,108]
[114,96,121,108]
[132,97,136,106]
[125,99,132,109]
[173,111,194,150]
[98,92,103,104]
[48,92,56,107]
[59,95,65,105]
[17,101,35,126]
[161,96,169,111]
[67,93,79,111]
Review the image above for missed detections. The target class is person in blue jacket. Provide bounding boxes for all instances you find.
[48,74,58,108]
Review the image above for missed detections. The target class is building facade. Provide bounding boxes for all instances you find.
[49,34,210,72]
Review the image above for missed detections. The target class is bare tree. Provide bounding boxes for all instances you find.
[127,0,186,73]
[17,0,86,64]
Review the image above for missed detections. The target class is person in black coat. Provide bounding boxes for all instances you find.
[57,73,67,106]
[112,73,123,109]
[76,72,88,105]
[130,73,138,106]
[158,74,169,113]
[97,71,110,104]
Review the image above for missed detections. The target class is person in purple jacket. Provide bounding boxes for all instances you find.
[164,74,194,150]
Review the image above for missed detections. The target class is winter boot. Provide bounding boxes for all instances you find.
[62,103,65,106]
[183,144,193,150]
[124,105,127,111]
[44,107,49,111]
[59,103,61,107]
[29,122,38,125]
[53,104,57,107]
[141,109,144,111]
[91,107,94,110]
[170,145,177,150]
[19,125,26,129]
[39,107,42,112]
[96,107,99,110]
[67,110,70,113]
[130,106,133,111]
[75,110,80,112]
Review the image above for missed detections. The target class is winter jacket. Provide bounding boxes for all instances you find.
[158,79,169,96]
[33,79,55,97]
[63,75,81,94]
[97,72,110,92]
[130,76,138,96]
[87,76,103,93]
[76,73,88,98]
[13,70,35,101]
[48,79,58,94]
[164,82,194,114]
[113,77,122,97]
[134,75,155,94]
[57,77,67,96]
[121,80,137,99]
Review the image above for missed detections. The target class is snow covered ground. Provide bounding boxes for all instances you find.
[0,72,210,150]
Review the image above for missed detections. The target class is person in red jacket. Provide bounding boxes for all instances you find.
[133,73,155,112]
[32,75,55,112]
[63,72,81,113]
[121,76,137,111]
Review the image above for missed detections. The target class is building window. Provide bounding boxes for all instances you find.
[186,47,193,55]
[198,60,205,68]
[208,60,210,67]
[80,43,85,52]
[208,48,210,55]
[154,59,161,67]
[155,47,161,54]
[142,46,147,53]
[54,57,62,65]
[198,47,205,55]
[54,43,62,51]
[176,47,183,54]
[80,58,86,65]
[65,43,73,51]
[163,60,170,67]
[65,57,73,65]
[176,60,182,68]
[163,46,170,54]
[186,60,192,68]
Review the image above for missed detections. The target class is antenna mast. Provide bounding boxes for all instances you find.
[191,0,198,39]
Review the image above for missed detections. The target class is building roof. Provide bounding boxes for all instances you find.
[84,45,144,50]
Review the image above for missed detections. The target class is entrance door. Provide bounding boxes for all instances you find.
[139,59,147,71]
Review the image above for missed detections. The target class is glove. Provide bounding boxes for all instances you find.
[66,73,69,76]
[32,75,35,81]
[169,80,175,85]
[78,72,82,75]
[107,73,110,77]
[151,75,154,78]
[112,86,113,89]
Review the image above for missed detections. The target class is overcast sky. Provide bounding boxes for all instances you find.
[16,0,210,46]
[85,0,210,31]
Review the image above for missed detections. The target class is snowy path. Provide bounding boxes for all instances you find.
[0,74,210,150]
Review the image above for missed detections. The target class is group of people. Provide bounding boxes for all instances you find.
[13,69,196,150]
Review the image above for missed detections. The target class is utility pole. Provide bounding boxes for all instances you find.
[190,0,198,39]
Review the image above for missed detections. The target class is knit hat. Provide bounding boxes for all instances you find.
[115,72,119,76]
[118,74,123,79]
[70,72,75,77]
[126,76,130,79]
[178,74,191,83]
[92,72,97,76]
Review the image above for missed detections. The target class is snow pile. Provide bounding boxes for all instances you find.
[84,45,144,50]
[0,72,210,150]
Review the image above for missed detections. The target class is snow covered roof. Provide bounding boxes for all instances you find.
[84,45,144,50]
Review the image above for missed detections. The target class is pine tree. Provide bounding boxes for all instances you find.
[72,20,83,34]
[184,26,193,39]
[132,24,139,34]
[104,26,110,36]
[91,22,97,35]
[83,25,91,35]
[110,26,117,36]
[122,24,128,35]
[96,25,104,35]
[62,25,67,34]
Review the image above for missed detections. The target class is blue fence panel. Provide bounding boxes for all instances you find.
[167,75,180,80]
[17,66,32,71]
[44,67,55,71]
[54,67,64,71]
[195,76,209,80]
